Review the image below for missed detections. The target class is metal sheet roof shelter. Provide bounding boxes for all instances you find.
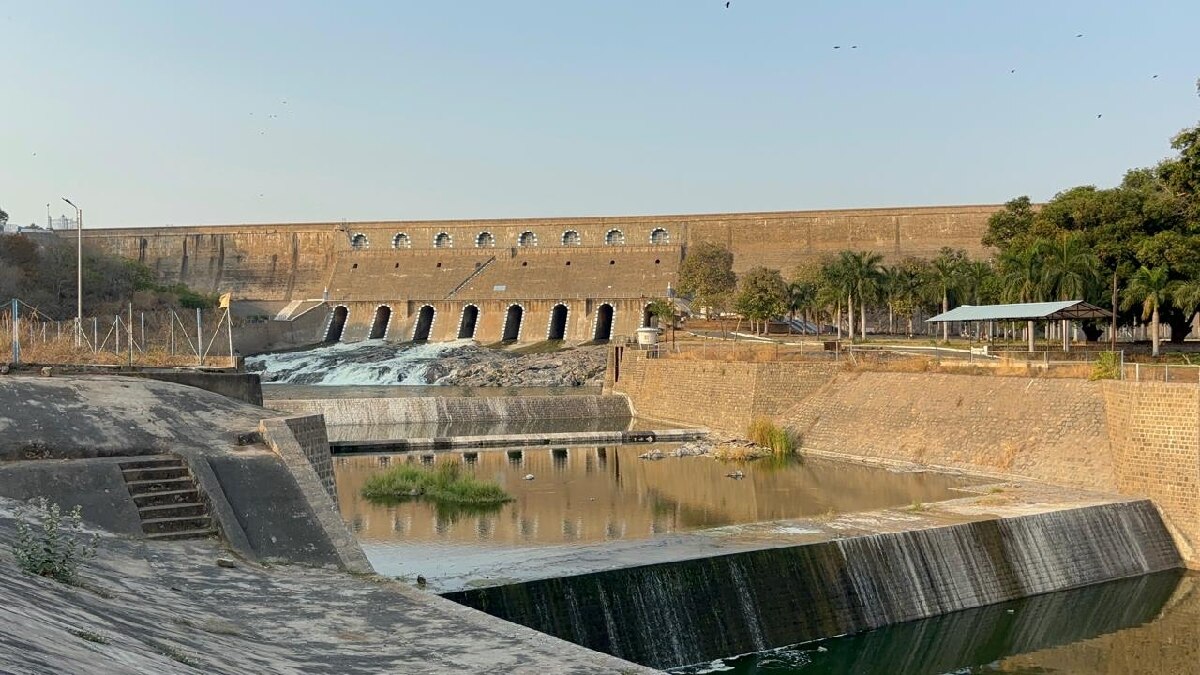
[927,301,1112,352]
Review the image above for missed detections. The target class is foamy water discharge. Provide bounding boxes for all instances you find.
[247,339,474,385]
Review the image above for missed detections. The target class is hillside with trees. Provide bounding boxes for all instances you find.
[0,233,216,319]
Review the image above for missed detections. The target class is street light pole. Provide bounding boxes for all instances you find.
[62,197,82,347]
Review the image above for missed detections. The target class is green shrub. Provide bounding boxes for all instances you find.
[12,498,99,585]
[362,462,512,505]
[747,417,800,456]
[1089,351,1120,381]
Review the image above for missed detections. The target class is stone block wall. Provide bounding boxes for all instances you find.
[79,205,997,307]
[1104,382,1200,560]
[259,415,371,573]
[282,414,337,503]
[612,351,837,433]
[780,371,1117,490]
[613,351,1200,565]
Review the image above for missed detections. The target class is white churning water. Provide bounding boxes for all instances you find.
[246,339,474,385]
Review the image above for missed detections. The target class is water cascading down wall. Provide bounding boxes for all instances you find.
[443,501,1181,670]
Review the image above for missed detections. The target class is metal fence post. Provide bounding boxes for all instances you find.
[10,299,20,365]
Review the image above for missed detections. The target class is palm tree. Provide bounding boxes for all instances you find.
[1122,266,1172,357]
[785,281,815,334]
[820,257,852,339]
[1172,278,1200,321]
[1038,233,1100,349]
[927,249,964,342]
[998,244,1044,350]
[841,251,884,341]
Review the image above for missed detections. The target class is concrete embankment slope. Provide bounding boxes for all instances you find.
[611,351,1200,567]
[0,498,657,675]
[0,375,366,571]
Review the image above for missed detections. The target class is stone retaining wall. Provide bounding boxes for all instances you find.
[259,415,371,573]
[1104,382,1200,561]
[613,353,1200,566]
[611,351,837,433]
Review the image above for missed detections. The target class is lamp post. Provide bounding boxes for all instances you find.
[62,197,82,347]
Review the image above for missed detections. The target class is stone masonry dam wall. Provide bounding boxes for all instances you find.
[76,205,997,343]
[445,500,1180,669]
[611,351,1200,565]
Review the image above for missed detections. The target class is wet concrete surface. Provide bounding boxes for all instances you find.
[0,498,657,674]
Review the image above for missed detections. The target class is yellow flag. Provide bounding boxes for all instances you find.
[218,292,232,309]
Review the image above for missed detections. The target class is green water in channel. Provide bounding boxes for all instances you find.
[672,570,1195,675]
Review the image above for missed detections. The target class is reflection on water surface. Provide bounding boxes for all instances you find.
[335,443,974,580]
[674,570,1198,675]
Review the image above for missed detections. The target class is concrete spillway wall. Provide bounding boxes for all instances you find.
[270,394,632,428]
[445,500,1180,670]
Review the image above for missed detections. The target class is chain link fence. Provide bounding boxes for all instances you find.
[2,298,238,368]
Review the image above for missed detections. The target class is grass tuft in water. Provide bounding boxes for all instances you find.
[362,462,513,505]
[747,417,800,456]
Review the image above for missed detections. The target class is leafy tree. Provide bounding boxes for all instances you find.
[735,267,787,334]
[678,242,736,321]
[0,206,8,226]
[1121,266,1172,357]
[644,298,676,344]
[785,280,816,334]
[982,196,1036,249]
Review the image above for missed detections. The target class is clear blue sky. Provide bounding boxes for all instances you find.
[2,0,1198,228]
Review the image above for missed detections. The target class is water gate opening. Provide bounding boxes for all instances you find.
[594,304,614,341]
[458,305,479,339]
[502,305,524,342]
[548,304,568,340]
[413,305,435,341]
[368,305,391,339]
[325,306,349,342]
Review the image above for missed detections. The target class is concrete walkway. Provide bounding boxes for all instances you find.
[0,499,657,674]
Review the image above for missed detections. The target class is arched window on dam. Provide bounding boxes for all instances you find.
[650,227,670,245]
[476,231,495,248]
[458,305,479,339]
[517,231,538,247]
[562,230,581,246]
[434,232,453,249]
[605,229,625,246]
[594,303,614,341]
[413,305,435,341]
[350,233,369,250]
[392,232,411,249]
[369,305,392,339]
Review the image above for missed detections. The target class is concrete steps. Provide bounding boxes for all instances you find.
[119,455,216,541]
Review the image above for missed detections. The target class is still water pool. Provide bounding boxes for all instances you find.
[335,444,975,586]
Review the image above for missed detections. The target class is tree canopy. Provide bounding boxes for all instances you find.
[985,119,1200,342]
[678,241,737,314]
[0,234,216,318]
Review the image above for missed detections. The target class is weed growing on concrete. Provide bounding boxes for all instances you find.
[362,462,513,505]
[747,417,800,456]
[12,497,99,585]
[906,500,928,512]
[1089,351,1121,381]
[70,629,109,644]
